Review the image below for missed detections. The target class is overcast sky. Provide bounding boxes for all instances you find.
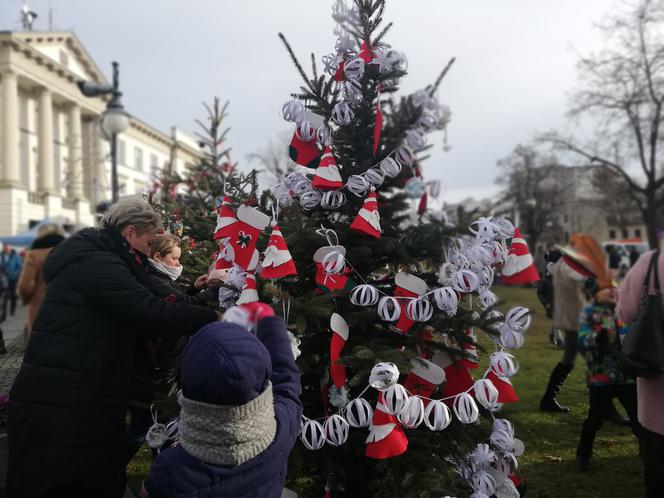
[2,0,618,202]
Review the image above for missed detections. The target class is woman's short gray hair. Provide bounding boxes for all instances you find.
[99,195,162,234]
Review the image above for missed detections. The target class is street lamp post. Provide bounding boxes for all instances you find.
[77,61,129,203]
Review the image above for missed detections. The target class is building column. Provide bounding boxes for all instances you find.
[94,127,108,203]
[1,72,20,186]
[37,87,56,194]
[67,103,85,199]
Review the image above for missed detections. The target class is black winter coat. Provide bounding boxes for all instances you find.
[7,228,217,498]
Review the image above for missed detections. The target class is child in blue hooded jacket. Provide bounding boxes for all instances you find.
[141,303,302,498]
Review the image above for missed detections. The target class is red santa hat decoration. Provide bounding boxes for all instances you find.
[213,195,237,242]
[312,147,344,190]
[261,224,297,279]
[501,227,540,285]
[350,189,381,238]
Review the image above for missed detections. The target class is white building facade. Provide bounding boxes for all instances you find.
[0,30,202,235]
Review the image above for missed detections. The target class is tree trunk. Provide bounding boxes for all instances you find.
[644,190,658,248]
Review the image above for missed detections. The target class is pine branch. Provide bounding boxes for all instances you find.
[278,32,315,94]
[429,57,456,96]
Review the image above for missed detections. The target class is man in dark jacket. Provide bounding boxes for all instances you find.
[142,304,302,498]
[7,197,219,498]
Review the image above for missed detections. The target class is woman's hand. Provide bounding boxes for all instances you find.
[193,274,208,290]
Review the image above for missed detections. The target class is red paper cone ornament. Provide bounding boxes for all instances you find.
[289,130,322,168]
[230,205,270,270]
[501,227,540,285]
[432,351,474,405]
[392,272,427,334]
[359,41,374,63]
[312,147,344,190]
[350,190,381,238]
[365,392,408,459]
[236,272,258,305]
[329,313,349,388]
[313,246,356,293]
[213,195,237,241]
[261,225,297,279]
[486,370,519,403]
[373,98,383,157]
[403,358,445,401]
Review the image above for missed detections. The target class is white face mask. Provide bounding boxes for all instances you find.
[149,259,183,281]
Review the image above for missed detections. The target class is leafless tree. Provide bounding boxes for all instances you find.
[543,0,664,246]
[496,144,567,250]
[247,131,294,184]
[591,166,645,231]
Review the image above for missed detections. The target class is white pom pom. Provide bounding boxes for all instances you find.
[320,190,346,210]
[369,362,400,390]
[490,351,519,377]
[383,383,409,415]
[453,269,479,293]
[454,392,479,424]
[300,419,326,450]
[406,298,433,322]
[377,296,401,322]
[296,121,317,142]
[396,146,415,165]
[281,99,305,122]
[379,157,402,178]
[343,57,365,80]
[323,414,349,446]
[473,379,499,409]
[332,102,354,125]
[322,249,346,275]
[424,400,452,431]
[397,396,425,429]
[364,167,385,187]
[434,287,458,315]
[350,284,379,306]
[505,307,531,333]
[344,398,373,428]
[346,174,370,196]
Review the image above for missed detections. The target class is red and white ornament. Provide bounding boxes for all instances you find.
[329,313,349,389]
[235,272,258,305]
[345,398,373,428]
[350,284,379,306]
[393,272,428,334]
[300,418,326,450]
[313,147,344,190]
[473,379,499,409]
[261,225,297,279]
[434,287,458,315]
[227,205,270,270]
[350,190,381,238]
[323,414,349,447]
[453,269,479,293]
[501,228,540,285]
[365,391,408,459]
[213,195,237,242]
[424,400,452,431]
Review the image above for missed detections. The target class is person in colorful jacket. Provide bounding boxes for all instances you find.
[576,288,639,472]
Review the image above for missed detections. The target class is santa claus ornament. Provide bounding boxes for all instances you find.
[403,358,446,400]
[226,205,271,270]
[313,245,355,293]
[392,272,428,334]
[350,189,382,238]
[261,224,297,279]
[213,195,237,242]
[432,351,474,404]
[312,147,344,190]
[501,227,540,285]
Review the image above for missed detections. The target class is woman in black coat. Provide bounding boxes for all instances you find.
[7,197,219,498]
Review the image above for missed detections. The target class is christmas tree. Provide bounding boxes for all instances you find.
[158,2,531,496]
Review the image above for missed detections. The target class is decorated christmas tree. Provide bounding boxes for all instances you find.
[157,2,531,496]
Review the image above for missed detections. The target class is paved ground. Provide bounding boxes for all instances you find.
[0,305,28,395]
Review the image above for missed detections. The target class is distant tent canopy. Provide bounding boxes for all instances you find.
[0,217,72,247]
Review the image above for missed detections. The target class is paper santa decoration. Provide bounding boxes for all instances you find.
[227,205,270,270]
[486,369,519,403]
[350,190,381,238]
[208,244,233,282]
[236,272,258,305]
[261,224,297,279]
[289,129,321,168]
[392,272,427,334]
[365,391,408,459]
[501,227,540,285]
[432,351,474,405]
[403,358,445,401]
[329,313,349,389]
[213,195,237,242]
[313,246,356,293]
[312,147,344,190]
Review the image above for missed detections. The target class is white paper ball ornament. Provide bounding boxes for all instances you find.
[281,99,305,122]
[478,266,495,287]
[285,171,306,188]
[293,179,313,196]
[346,175,370,196]
[454,392,479,424]
[397,395,425,429]
[343,57,365,80]
[369,362,400,390]
[300,419,326,450]
[344,398,373,428]
[473,379,499,409]
[379,157,402,178]
[472,471,497,497]
[377,296,401,322]
[406,128,427,150]
[322,249,346,275]
[296,121,317,142]
[332,102,354,125]
[320,190,346,209]
[323,414,349,446]
[299,190,321,210]
[490,351,519,377]
[316,124,333,146]
[505,307,531,332]
[350,284,379,306]
[479,290,498,309]
[499,327,525,350]
[364,167,385,187]
[406,298,433,322]
[434,287,458,315]
[453,269,479,293]
[383,383,409,415]
[424,400,452,431]
[340,81,363,104]
[396,146,415,165]
[493,418,515,438]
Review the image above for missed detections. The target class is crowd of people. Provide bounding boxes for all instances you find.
[0,196,663,497]
[535,231,664,497]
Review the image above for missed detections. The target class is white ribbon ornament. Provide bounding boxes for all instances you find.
[490,351,519,377]
[470,217,501,243]
[473,379,499,410]
[383,383,409,415]
[406,128,427,150]
[424,400,452,431]
[364,167,385,187]
[472,471,497,497]
[322,249,346,275]
[316,124,333,146]
[377,296,401,322]
[453,269,479,293]
[479,289,498,310]
[396,146,415,165]
[281,99,305,122]
[332,102,354,125]
[492,217,516,240]
[296,121,317,142]
[299,190,321,210]
[454,392,479,424]
[320,190,346,210]
[397,396,425,429]
[379,157,402,178]
[434,287,458,315]
[350,284,379,306]
[344,397,373,428]
[406,298,433,322]
[369,362,400,390]
[323,414,350,446]
[499,326,525,350]
[346,174,370,196]
[505,307,531,333]
[300,418,326,450]
[341,80,363,104]
[343,57,365,80]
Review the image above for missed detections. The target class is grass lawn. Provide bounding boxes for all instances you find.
[127,285,645,497]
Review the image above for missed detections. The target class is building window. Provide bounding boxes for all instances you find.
[635,228,642,238]
[118,139,127,165]
[609,229,616,239]
[622,229,629,239]
[134,147,143,171]
[150,154,159,169]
